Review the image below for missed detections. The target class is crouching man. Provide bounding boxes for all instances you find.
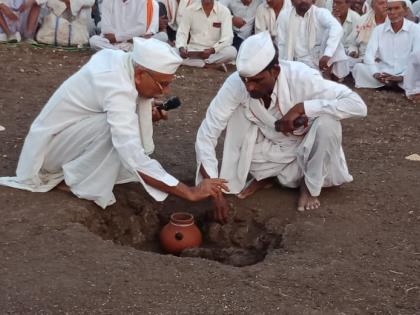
[195,32,367,223]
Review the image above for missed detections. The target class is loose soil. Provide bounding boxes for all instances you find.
[0,43,419,314]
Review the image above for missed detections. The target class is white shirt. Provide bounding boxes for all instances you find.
[220,0,262,39]
[364,19,420,75]
[413,1,420,18]
[254,0,291,39]
[1,49,178,203]
[340,9,360,54]
[176,1,233,52]
[101,0,159,42]
[195,61,367,192]
[159,0,196,30]
[277,6,344,60]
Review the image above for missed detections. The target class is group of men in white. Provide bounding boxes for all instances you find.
[0,0,419,223]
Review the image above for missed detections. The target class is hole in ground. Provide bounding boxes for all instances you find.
[79,183,297,267]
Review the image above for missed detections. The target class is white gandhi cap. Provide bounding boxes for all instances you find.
[131,37,183,74]
[236,31,276,78]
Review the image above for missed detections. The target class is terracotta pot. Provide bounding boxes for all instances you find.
[160,212,202,255]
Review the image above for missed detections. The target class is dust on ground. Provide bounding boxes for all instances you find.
[0,44,419,314]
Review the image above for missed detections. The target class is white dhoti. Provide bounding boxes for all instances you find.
[89,32,169,51]
[352,62,405,89]
[0,115,138,208]
[180,46,237,68]
[403,51,420,97]
[249,115,352,197]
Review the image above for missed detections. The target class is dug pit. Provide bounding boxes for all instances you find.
[79,183,297,267]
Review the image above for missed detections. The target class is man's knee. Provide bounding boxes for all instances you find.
[312,115,341,143]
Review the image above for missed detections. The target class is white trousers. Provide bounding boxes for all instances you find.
[249,115,352,197]
[43,114,137,208]
[352,62,405,90]
[89,32,169,51]
[180,46,237,68]
[404,51,420,96]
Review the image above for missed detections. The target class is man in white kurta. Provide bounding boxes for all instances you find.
[254,0,291,41]
[0,38,227,209]
[34,0,95,46]
[89,0,161,51]
[220,0,262,50]
[352,0,420,91]
[176,0,237,69]
[195,32,367,222]
[277,0,350,80]
[158,0,195,41]
[404,51,420,101]
[332,0,360,54]
[346,0,387,63]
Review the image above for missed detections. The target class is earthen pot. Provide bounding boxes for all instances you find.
[160,212,202,255]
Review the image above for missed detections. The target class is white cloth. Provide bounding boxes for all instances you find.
[0,50,179,208]
[340,9,360,54]
[352,19,420,89]
[36,0,95,46]
[413,1,420,18]
[220,0,262,40]
[159,0,195,31]
[195,61,367,195]
[131,37,182,74]
[236,31,275,77]
[89,0,159,50]
[404,51,420,97]
[175,1,234,52]
[277,5,349,78]
[254,0,291,40]
[0,0,24,34]
[179,45,237,67]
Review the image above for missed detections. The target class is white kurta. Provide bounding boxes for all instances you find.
[175,1,236,67]
[0,49,179,208]
[404,51,420,97]
[89,0,159,50]
[352,19,420,89]
[195,61,367,196]
[254,0,291,41]
[35,0,95,46]
[277,5,349,78]
[220,0,262,40]
[159,0,195,31]
[340,9,360,54]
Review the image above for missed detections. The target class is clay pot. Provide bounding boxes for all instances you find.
[160,212,202,255]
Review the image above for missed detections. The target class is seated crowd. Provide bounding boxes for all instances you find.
[0,0,419,96]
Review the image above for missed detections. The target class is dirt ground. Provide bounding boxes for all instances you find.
[0,43,419,314]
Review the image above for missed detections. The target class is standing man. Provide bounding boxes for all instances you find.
[220,0,262,50]
[195,32,367,223]
[0,38,228,209]
[176,0,237,70]
[352,0,420,91]
[277,0,350,80]
[254,0,291,41]
[89,0,162,51]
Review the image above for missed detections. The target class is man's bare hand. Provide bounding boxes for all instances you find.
[188,178,229,201]
[274,103,305,135]
[200,48,215,60]
[374,72,403,85]
[212,191,230,224]
[104,33,117,43]
[179,47,188,59]
[232,16,246,28]
[319,55,331,72]
[152,105,168,123]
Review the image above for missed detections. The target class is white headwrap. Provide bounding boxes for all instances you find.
[236,32,276,77]
[131,37,182,74]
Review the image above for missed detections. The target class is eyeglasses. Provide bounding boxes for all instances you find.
[143,70,169,94]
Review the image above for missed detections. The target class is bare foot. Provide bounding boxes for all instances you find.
[237,177,274,199]
[408,93,420,103]
[297,181,320,212]
[55,181,71,193]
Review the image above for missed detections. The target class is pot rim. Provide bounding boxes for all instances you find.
[170,212,194,226]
